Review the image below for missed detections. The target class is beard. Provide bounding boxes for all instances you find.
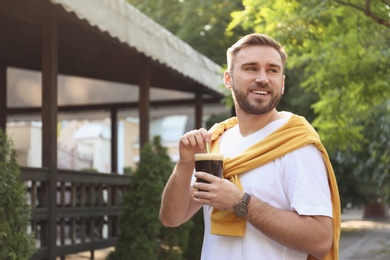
[231,82,282,115]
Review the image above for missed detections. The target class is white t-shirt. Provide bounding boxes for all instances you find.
[200,117,332,260]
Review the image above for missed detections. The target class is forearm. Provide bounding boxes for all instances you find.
[245,196,333,259]
[160,161,201,227]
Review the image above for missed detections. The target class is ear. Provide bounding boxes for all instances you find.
[281,75,286,94]
[224,71,232,90]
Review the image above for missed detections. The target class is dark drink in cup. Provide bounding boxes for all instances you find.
[194,153,224,183]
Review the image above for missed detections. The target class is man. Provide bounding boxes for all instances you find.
[160,33,340,260]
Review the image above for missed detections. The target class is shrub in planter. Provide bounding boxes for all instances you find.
[0,129,36,259]
[108,136,192,260]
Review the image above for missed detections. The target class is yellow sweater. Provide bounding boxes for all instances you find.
[208,113,340,260]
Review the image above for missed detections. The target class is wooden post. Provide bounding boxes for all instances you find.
[41,1,58,259]
[195,90,203,129]
[139,60,151,150]
[0,66,6,131]
[111,109,118,173]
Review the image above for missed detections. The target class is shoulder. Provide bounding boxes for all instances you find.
[281,144,326,176]
[290,144,323,158]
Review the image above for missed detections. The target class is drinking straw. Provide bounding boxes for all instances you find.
[206,142,210,153]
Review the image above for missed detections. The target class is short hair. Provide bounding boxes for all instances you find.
[227,33,287,73]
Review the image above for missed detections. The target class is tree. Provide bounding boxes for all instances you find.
[333,101,390,209]
[0,129,36,259]
[108,136,193,259]
[228,0,390,152]
[335,0,390,28]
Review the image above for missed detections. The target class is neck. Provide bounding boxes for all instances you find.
[235,109,282,137]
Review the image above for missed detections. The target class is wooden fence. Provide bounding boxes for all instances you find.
[20,167,131,259]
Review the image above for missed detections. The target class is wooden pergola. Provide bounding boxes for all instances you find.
[1,0,225,169]
[0,0,225,259]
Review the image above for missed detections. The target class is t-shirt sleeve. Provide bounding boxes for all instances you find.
[284,144,333,217]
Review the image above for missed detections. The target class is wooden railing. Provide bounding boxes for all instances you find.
[20,167,131,259]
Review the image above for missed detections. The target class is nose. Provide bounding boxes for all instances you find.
[255,70,269,84]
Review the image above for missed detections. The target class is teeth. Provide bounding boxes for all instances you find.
[252,90,268,95]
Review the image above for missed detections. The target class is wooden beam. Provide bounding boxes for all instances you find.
[139,60,151,148]
[41,1,58,258]
[41,2,58,169]
[0,66,6,131]
[195,90,203,129]
[7,97,222,115]
[110,109,118,173]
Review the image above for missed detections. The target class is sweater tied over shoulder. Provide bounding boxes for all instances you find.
[208,112,340,260]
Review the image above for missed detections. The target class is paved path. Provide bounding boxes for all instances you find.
[340,228,390,260]
[62,209,390,260]
[339,208,390,260]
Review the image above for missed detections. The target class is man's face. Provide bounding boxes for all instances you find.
[224,45,285,116]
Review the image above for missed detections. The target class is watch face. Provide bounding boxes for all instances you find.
[234,203,248,217]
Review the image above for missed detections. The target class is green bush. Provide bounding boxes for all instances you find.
[108,136,194,260]
[0,129,36,259]
[123,166,135,176]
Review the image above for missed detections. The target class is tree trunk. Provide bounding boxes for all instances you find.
[363,197,390,219]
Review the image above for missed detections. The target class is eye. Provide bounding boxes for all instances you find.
[245,66,257,71]
[267,68,280,73]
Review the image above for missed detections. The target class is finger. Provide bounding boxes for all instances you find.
[194,171,217,183]
[193,195,205,204]
[193,190,210,203]
[181,129,210,150]
[180,130,198,147]
[193,180,209,191]
[199,128,212,143]
[190,129,210,149]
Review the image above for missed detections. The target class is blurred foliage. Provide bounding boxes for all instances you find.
[108,136,193,259]
[0,129,36,259]
[123,166,135,175]
[333,101,390,207]
[228,0,390,153]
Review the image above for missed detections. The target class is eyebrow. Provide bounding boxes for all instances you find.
[240,62,256,67]
[268,63,282,70]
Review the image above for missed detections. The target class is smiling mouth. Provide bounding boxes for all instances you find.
[250,90,269,95]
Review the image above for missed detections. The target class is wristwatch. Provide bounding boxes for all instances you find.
[234,192,251,217]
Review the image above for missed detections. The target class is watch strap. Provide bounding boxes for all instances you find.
[242,192,251,205]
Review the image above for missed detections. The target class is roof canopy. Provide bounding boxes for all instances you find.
[0,0,227,121]
[51,0,223,91]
